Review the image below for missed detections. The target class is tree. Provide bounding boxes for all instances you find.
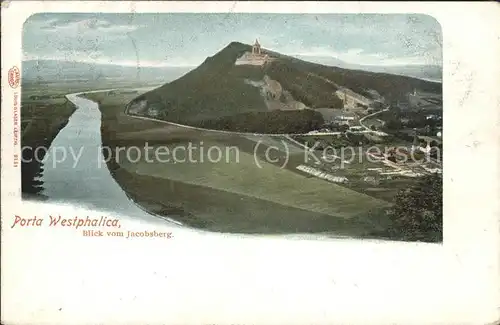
[386,173,443,242]
[339,124,349,133]
[384,119,402,131]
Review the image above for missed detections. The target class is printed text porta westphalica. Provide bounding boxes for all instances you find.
[11,215,121,229]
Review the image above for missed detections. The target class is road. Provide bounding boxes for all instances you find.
[121,92,386,137]
[358,107,389,133]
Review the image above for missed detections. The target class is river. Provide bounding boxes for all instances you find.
[41,91,183,226]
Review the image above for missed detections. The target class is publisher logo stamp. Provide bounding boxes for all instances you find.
[8,66,20,89]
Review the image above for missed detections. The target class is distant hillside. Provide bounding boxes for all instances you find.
[130,41,442,134]
[292,55,442,82]
[363,64,442,82]
[22,60,192,83]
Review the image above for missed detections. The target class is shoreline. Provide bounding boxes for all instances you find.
[96,96,212,229]
[21,98,77,196]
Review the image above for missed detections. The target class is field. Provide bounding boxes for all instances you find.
[86,90,397,235]
[119,140,391,217]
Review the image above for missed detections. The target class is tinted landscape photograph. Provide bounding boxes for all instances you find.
[21,13,443,242]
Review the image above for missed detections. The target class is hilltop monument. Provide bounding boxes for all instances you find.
[252,39,262,55]
[235,38,274,66]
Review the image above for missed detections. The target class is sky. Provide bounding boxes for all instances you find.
[23,13,442,68]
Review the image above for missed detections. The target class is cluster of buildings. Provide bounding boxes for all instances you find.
[401,89,443,111]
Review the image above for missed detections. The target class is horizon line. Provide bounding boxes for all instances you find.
[21,57,443,69]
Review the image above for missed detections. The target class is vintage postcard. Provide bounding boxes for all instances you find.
[2,2,499,325]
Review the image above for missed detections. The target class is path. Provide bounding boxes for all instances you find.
[358,108,389,136]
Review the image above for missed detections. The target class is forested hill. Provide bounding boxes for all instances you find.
[129,41,441,134]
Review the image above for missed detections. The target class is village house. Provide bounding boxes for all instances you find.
[334,115,355,126]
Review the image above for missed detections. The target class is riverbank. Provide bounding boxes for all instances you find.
[21,96,77,197]
[88,90,219,229]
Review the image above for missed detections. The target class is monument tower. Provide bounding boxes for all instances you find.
[235,38,274,66]
[252,39,261,55]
